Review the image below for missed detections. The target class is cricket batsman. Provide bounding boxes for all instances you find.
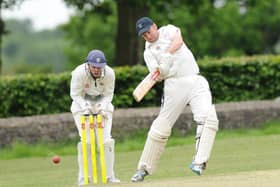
[70,49,120,185]
[131,17,219,182]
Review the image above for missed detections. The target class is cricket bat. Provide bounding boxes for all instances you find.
[133,70,160,102]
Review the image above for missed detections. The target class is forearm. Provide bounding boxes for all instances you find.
[166,30,183,54]
[100,93,113,105]
[144,50,159,73]
[99,77,115,110]
[70,77,87,108]
[71,95,87,108]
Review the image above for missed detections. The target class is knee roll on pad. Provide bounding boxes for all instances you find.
[104,138,115,148]
[148,129,168,143]
[104,138,115,153]
[204,105,219,131]
[149,116,172,142]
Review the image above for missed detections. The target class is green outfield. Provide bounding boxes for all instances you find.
[0,135,279,187]
[0,121,279,187]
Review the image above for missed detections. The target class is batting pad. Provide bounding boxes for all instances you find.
[77,142,94,183]
[104,139,115,178]
[194,105,219,164]
[137,117,171,174]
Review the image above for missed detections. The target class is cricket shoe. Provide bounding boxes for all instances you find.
[78,177,90,186]
[131,169,149,182]
[107,177,121,183]
[189,162,206,176]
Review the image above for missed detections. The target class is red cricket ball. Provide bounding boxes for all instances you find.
[52,155,61,164]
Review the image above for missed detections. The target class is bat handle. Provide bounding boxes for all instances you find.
[151,70,160,80]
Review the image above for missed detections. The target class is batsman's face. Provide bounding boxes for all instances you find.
[142,24,159,43]
[88,65,102,78]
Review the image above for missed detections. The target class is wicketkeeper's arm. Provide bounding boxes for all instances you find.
[99,69,115,105]
[96,68,115,113]
[70,72,88,110]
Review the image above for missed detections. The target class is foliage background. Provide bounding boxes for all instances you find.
[1,0,280,117]
[2,0,280,74]
[0,55,279,118]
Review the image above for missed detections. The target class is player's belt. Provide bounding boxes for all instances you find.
[85,94,102,102]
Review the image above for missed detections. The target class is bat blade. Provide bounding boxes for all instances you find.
[133,70,160,102]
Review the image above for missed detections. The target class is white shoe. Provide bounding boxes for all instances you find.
[107,177,121,183]
[78,177,87,186]
[189,162,206,175]
[131,170,148,182]
[78,177,92,186]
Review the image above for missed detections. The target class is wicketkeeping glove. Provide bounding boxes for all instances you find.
[99,110,109,119]
[95,102,110,119]
[82,101,93,115]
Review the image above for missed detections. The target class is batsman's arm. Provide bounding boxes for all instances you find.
[166,28,183,54]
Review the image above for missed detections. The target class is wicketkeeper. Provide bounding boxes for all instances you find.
[70,49,120,185]
[131,17,219,182]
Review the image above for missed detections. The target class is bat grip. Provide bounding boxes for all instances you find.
[151,70,160,80]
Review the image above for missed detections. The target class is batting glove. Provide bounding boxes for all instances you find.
[99,110,109,120]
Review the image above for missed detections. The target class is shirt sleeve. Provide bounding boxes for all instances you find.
[160,24,180,41]
[100,67,115,106]
[144,49,159,73]
[70,69,87,109]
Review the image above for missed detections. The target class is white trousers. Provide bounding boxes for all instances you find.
[137,74,214,174]
[160,74,212,126]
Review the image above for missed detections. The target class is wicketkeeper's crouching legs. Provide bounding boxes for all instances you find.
[104,138,120,182]
[76,139,119,184]
[77,142,93,184]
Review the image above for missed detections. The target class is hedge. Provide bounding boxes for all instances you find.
[199,55,280,103]
[0,55,279,117]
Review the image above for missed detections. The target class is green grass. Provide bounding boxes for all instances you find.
[0,120,280,160]
[0,130,279,186]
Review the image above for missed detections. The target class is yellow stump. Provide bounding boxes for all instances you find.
[97,114,107,184]
[89,115,98,184]
[80,115,88,185]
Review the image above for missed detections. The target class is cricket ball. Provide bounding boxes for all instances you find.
[52,155,60,164]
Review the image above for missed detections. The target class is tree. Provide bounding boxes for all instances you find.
[64,0,150,67]
[63,0,280,68]
[241,0,280,54]
[114,0,148,66]
[63,0,117,69]
[0,0,24,75]
[63,0,184,66]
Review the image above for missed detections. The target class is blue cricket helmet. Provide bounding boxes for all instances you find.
[86,50,106,68]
